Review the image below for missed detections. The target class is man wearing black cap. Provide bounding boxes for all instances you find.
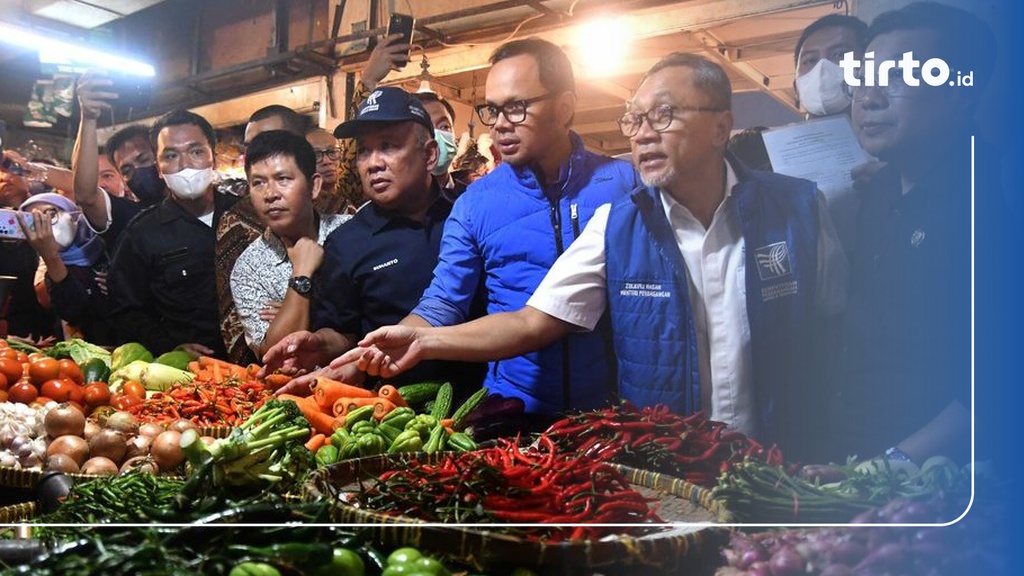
[263,87,483,391]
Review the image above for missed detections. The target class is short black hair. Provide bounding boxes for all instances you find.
[643,53,732,111]
[244,130,317,183]
[105,124,151,166]
[150,109,217,154]
[490,38,575,95]
[248,105,309,135]
[867,2,996,96]
[794,14,868,65]
[414,92,456,126]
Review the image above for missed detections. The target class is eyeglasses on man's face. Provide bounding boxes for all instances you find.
[314,147,342,162]
[475,93,554,127]
[617,103,727,138]
[844,67,922,101]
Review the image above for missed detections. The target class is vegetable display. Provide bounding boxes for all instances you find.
[126,373,271,427]
[340,436,663,542]
[544,403,786,487]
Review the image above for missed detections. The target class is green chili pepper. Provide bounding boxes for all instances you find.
[345,405,376,430]
[357,433,387,456]
[447,432,477,453]
[315,445,340,468]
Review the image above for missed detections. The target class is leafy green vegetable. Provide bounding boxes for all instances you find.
[44,338,112,367]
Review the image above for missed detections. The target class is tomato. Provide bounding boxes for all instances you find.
[111,393,142,410]
[122,380,147,400]
[26,352,47,364]
[0,391,7,402]
[15,351,27,363]
[0,339,7,348]
[8,381,38,404]
[0,358,21,382]
[29,357,60,385]
[0,372,7,391]
[83,382,112,408]
[40,379,74,402]
[66,381,85,404]
[0,348,18,360]
[58,359,84,384]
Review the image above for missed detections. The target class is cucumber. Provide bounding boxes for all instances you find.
[450,387,488,430]
[396,382,443,408]
[428,382,453,420]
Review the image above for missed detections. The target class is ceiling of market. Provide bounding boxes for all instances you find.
[0,0,846,154]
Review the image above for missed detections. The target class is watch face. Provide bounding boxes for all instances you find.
[291,276,312,294]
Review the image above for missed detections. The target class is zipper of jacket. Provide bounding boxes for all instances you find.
[548,193,571,411]
[570,203,580,239]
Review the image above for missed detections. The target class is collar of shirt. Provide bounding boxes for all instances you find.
[155,190,234,225]
[509,131,585,198]
[658,159,740,227]
[364,182,450,235]
[260,211,331,264]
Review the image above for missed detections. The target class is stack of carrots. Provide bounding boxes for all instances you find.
[186,356,290,389]
[279,378,404,437]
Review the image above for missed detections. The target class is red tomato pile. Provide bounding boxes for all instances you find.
[0,341,111,414]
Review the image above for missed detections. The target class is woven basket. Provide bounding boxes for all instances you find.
[303,452,729,571]
[0,501,36,524]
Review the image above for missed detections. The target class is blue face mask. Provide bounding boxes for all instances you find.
[432,130,457,176]
[127,165,165,206]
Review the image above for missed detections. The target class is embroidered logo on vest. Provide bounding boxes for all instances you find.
[755,242,798,302]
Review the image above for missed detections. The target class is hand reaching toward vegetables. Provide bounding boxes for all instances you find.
[260,330,331,377]
[273,363,365,398]
[331,325,427,378]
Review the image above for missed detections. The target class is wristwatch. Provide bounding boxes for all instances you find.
[884,446,914,463]
[288,275,312,297]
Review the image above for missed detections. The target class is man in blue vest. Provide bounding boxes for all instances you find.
[336,53,848,456]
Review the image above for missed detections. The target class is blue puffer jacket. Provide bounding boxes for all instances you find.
[413,132,639,415]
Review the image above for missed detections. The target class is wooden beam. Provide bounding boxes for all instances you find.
[693,29,800,113]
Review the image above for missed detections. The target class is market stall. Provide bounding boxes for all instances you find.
[0,336,1005,575]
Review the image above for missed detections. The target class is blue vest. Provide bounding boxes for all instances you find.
[604,155,818,443]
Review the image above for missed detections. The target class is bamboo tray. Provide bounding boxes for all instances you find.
[303,452,730,572]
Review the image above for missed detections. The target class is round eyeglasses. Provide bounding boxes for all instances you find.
[617,103,726,138]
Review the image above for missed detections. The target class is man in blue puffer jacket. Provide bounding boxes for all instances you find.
[394,38,639,418]
[336,53,848,459]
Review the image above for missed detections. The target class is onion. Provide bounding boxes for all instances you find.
[120,456,158,475]
[46,435,90,466]
[20,452,40,468]
[44,403,86,438]
[138,422,164,439]
[89,430,128,464]
[104,411,138,435]
[746,561,772,576]
[150,430,184,471]
[168,419,198,434]
[0,452,16,467]
[125,435,153,460]
[80,456,118,475]
[44,454,81,474]
[83,421,101,442]
[768,546,804,576]
[9,435,30,454]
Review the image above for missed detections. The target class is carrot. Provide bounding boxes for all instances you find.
[279,394,335,436]
[199,356,249,381]
[377,384,408,407]
[211,362,223,382]
[332,397,397,419]
[440,418,454,429]
[246,364,261,377]
[305,433,326,452]
[264,374,292,390]
[331,414,347,431]
[311,377,375,411]
[187,361,201,374]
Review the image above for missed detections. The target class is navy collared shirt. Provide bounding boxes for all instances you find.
[312,191,485,389]
[108,191,239,355]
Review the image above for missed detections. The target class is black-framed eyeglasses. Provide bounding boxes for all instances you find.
[475,93,554,127]
[314,147,342,162]
[617,103,726,137]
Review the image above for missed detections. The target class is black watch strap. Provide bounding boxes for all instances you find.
[289,275,312,296]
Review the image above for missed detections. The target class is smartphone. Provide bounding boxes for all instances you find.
[387,13,415,68]
[0,209,32,241]
[107,73,154,111]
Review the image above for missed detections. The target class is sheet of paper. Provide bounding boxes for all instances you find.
[762,115,870,196]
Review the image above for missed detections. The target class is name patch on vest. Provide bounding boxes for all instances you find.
[621,282,671,298]
[372,258,399,271]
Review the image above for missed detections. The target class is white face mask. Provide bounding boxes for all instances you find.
[432,130,457,176]
[796,59,852,117]
[52,212,77,249]
[163,167,216,200]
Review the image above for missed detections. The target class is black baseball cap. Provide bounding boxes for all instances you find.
[333,86,434,138]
